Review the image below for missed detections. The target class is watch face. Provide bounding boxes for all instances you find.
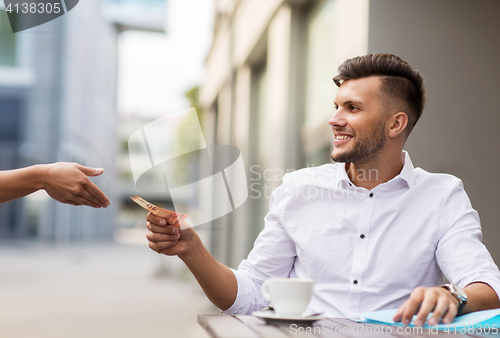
[456,288,467,301]
[441,284,467,303]
[451,285,468,302]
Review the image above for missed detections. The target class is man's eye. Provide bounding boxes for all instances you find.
[351,105,359,111]
[334,105,339,110]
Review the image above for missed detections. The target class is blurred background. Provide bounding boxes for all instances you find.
[1,0,500,337]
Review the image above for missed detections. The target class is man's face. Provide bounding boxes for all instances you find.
[329,76,389,164]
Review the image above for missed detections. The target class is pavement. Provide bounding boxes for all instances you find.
[0,240,220,338]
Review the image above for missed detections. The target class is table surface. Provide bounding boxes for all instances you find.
[198,314,500,338]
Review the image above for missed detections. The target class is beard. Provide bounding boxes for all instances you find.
[331,120,386,164]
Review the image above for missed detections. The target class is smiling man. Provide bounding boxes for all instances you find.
[145,53,500,325]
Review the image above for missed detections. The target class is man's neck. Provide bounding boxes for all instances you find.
[346,152,404,190]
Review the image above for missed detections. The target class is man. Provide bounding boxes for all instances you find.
[0,162,109,208]
[146,54,500,326]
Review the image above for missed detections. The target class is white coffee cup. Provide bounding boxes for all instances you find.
[261,278,314,316]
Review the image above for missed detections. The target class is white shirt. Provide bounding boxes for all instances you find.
[225,152,500,318]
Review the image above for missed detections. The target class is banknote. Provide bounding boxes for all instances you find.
[131,196,188,227]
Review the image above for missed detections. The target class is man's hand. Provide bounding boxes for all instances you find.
[145,213,238,311]
[42,162,110,208]
[393,286,460,326]
[146,213,195,257]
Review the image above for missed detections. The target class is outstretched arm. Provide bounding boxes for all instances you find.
[0,162,110,208]
[146,213,237,310]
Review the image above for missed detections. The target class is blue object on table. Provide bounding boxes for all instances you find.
[357,308,500,331]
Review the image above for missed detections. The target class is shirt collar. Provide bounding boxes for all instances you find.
[336,151,416,189]
[399,150,416,188]
[336,163,352,188]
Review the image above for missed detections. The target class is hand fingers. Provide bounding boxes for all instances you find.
[146,222,179,235]
[394,302,420,322]
[83,181,109,207]
[76,163,104,177]
[442,302,458,324]
[146,212,168,226]
[77,187,106,207]
[148,239,177,252]
[401,287,425,325]
[393,305,405,322]
[393,308,402,322]
[428,297,448,326]
[146,231,180,242]
[415,291,437,326]
[67,200,81,206]
[71,195,100,208]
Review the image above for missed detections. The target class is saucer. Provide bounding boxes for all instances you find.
[252,311,325,326]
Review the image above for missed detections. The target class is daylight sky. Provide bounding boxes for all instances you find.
[117,0,213,117]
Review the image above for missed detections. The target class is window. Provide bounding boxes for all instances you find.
[304,0,337,126]
[303,0,337,165]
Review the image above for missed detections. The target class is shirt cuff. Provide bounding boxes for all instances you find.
[222,268,266,315]
[460,279,500,304]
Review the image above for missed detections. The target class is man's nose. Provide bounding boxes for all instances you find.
[329,109,347,128]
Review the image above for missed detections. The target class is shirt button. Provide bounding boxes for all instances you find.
[353,280,358,285]
[360,234,365,239]
[369,193,373,198]
[349,183,352,186]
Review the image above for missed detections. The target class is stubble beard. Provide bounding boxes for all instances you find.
[331,121,386,165]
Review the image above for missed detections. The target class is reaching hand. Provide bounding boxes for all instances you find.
[42,162,110,208]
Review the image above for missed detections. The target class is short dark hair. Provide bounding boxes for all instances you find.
[333,53,425,136]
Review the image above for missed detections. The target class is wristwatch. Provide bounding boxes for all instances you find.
[440,284,467,314]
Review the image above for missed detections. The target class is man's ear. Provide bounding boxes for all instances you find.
[388,112,408,138]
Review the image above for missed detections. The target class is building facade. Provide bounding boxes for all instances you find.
[201,0,500,267]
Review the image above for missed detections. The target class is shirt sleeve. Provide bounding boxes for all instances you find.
[436,180,500,299]
[223,180,298,315]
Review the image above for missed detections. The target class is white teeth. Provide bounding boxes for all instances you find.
[335,135,352,140]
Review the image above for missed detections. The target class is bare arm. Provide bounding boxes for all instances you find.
[461,282,500,313]
[146,213,237,310]
[0,163,109,208]
[394,282,500,326]
[0,165,44,203]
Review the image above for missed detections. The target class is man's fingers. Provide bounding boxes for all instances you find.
[146,222,179,235]
[393,304,406,322]
[442,302,458,324]
[428,297,448,325]
[401,287,425,325]
[146,212,168,226]
[415,291,437,326]
[146,231,180,242]
[148,240,177,252]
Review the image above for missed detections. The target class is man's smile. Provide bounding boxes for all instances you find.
[333,132,354,145]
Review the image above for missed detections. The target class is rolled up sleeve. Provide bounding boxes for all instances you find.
[436,180,500,299]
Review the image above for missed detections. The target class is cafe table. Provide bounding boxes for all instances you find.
[198,313,500,338]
